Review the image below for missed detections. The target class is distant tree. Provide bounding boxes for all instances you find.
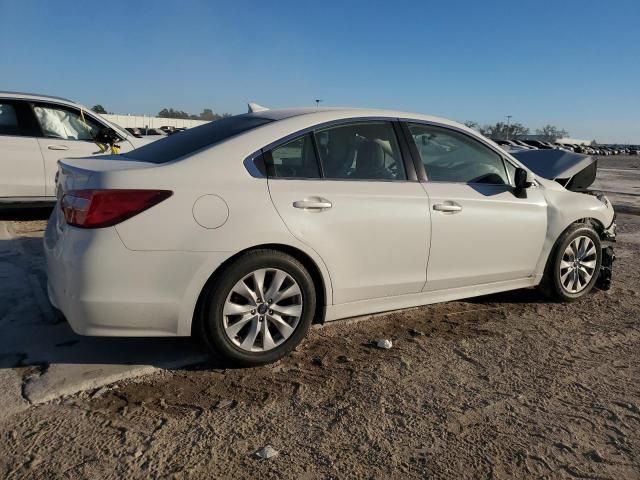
[157,107,233,121]
[91,104,107,114]
[194,109,233,121]
[535,124,569,142]
[197,108,217,121]
[157,108,231,122]
[483,122,529,140]
[463,121,489,136]
[158,108,192,119]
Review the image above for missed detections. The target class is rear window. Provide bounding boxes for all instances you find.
[124,115,273,164]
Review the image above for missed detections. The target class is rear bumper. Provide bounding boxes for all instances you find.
[44,210,230,336]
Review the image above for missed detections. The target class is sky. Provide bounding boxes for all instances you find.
[1,0,639,143]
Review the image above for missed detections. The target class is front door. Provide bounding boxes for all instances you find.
[404,122,547,291]
[266,121,431,305]
[31,102,107,197]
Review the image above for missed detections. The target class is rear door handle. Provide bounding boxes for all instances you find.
[293,198,332,210]
[433,202,462,213]
[48,145,69,151]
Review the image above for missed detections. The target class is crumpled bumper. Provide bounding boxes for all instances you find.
[596,219,616,290]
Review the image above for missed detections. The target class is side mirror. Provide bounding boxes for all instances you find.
[514,167,533,198]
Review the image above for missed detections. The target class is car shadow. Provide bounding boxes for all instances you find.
[468,287,553,305]
[0,206,54,221]
[0,231,240,372]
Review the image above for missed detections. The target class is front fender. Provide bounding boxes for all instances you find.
[533,185,615,276]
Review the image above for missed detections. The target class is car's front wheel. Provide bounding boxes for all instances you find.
[198,249,316,366]
[540,223,602,302]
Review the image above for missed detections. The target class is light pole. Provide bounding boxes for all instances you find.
[315,99,322,109]
[506,115,512,141]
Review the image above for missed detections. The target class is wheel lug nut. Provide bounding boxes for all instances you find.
[269,310,273,315]
[268,299,272,304]
[251,309,256,314]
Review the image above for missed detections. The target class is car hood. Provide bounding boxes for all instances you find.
[512,149,597,191]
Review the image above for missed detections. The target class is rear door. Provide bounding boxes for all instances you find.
[31,102,108,197]
[0,100,45,198]
[266,120,431,305]
[403,122,547,291]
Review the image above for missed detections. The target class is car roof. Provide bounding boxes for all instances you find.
[248,106,467,130]
[0,91,76,104]
[0,91,135,139]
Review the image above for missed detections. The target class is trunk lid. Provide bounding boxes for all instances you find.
[54,156,159,232]
[57,155,157,196]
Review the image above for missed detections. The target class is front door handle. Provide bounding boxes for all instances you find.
[433,202,462,213]
[48,145,69,151]
[293,198,332,210]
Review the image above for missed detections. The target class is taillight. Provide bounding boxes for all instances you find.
[61,189,173,228]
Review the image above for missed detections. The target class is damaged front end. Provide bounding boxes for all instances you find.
[512,149,616,290]
[511,149,598,192]
[596,218,616,291]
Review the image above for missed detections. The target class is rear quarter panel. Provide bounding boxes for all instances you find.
[104,143,334,307]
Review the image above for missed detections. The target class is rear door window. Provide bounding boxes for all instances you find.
[314,122,407,180]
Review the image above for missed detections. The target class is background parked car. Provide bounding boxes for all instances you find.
[0,91,153,206]
[512,140,537,149]
[521,139,554,149]
[125,127,144,137]
[140,127,167,137]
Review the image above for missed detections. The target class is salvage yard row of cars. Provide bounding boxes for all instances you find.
[1,92,617,365]
[125,126,188,137]
[493,138,640,155]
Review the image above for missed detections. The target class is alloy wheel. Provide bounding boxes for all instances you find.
[559,235,598,294]
[222,268,303,352]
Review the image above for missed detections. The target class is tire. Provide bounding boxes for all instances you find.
[539,223,602,302]
[198,249,316,366]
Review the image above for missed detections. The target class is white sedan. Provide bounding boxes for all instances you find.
[44,105,616,365]
[0,92,151,206]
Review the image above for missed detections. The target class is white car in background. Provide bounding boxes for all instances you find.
[0,92,151,206]
[45,105,616,365]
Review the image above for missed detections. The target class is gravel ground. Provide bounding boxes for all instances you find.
[0,158,639,479]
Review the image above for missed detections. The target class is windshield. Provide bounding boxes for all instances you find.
[123,115,273,164]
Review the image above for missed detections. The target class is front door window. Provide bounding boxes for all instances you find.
[33,104,102,141]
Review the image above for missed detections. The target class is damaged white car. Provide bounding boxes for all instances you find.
[44,106,616,365]
[0,92,152,206]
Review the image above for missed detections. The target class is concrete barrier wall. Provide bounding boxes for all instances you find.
[102,114,209,129]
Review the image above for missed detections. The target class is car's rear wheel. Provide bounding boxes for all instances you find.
[539,223,602,302]
[199,249,316,366]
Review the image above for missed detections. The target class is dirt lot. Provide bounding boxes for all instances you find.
[1,157,639,479]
